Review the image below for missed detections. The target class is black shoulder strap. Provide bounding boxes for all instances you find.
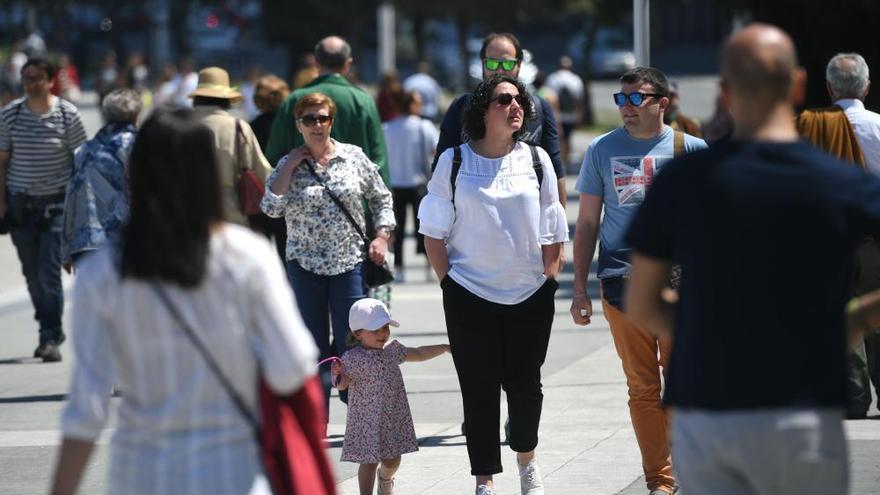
[450,145,462,203]
[304,160,370,247]
[10,100,24,128]
[529,144,543,188]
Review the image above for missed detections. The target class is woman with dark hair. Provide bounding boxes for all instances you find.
[49,108,319,495]
[418,74,568,495]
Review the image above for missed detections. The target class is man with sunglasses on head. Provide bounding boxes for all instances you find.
[570,67,705,495]
[434,33,566,208]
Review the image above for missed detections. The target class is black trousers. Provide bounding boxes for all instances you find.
[441,275,557,475]
[391,187,426,268]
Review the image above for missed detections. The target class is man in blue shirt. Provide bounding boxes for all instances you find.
[570,66,706,495]
[624,24,880,494]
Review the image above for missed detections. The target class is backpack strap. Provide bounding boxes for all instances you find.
[529,144,543,188]
[450,145,462,204]
[673,130,685,158]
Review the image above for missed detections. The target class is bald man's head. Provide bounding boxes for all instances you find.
[721,24,799,104]
[315,36,352,73]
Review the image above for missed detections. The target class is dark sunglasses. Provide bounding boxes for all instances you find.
[613,92,664,107]
[483,58,518,71]
[298,114,333,127]
[490,93,528,107]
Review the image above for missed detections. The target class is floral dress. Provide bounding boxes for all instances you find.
[340,340,418,463]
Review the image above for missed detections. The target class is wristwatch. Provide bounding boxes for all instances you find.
[375,226,392,239]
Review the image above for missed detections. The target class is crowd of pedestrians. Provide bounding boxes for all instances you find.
[0,20,876,495]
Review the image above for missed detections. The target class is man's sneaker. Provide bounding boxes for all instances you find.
[475,485,496,495]
[34,333,65,359]
[518,459,544,495]
[41,342,62,363]
[377,475,394,495]
[33,343,48,358]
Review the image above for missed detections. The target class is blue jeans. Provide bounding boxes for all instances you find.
[286,260,365,408]
[8,193,65,346]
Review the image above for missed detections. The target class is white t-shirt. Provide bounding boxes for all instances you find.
[418,142,569,304]
[383,115,438,188]
[837,98,880,175]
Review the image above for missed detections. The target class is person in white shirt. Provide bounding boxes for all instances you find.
[827,52,880,174]
[50,108,319,495]
[383,90,438,280]
[826,52,880,418]
[544,56,584,167]
[403,61,442,122]
[418,74,568,495]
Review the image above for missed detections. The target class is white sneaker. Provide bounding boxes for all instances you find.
[518,459,545,495]
[475,484,496,495]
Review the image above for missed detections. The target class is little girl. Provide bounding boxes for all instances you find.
[331,298,450,495]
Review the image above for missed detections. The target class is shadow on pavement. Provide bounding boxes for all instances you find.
[0,393,67,403]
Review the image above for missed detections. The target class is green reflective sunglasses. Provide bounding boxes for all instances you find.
[483,58,518,71]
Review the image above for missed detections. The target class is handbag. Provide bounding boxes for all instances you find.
[150,284,336,495]
[303,161,394,288]
[235,120,266,216]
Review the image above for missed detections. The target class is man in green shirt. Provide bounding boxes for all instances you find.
[265,36,389,183]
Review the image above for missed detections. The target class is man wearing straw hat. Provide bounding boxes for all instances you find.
[190,66,272,227]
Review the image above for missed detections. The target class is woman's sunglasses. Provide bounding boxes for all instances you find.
[613,92,664,108]
[490,93,528,107]
[483,58,518,71]
[298,114,333,127]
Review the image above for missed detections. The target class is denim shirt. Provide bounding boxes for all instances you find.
[61,122,136,263]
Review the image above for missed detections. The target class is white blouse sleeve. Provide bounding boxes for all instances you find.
[61,261,116,441]
[418,148,456,240]
[536,147,570,245]
[249,240,319,395]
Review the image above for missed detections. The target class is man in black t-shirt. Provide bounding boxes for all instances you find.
[624,24,880,494]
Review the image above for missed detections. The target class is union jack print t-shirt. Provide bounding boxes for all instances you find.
[575,125,706,279]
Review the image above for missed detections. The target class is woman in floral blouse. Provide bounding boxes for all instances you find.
[261,92,395,407]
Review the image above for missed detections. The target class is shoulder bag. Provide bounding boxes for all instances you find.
[303,161,394,288]
[235,120,266,216]
[150,283,336,495]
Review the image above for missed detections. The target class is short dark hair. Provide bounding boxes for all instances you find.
[315,36,352,72]
[192,95,231,110]
[463,74,535,141]
[21,58,56,80]
[619,67,670,97]
[480,33,523,62]
[121,108,224,287]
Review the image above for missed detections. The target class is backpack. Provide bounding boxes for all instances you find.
[557,85,577,114]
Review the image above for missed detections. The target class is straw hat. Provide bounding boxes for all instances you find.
[188,66,242,102]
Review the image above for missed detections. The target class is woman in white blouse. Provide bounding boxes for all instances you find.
[261,92,395,408]
[418,74,568,495]
[50,109,319,495]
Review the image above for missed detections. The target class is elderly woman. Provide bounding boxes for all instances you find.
[261,92,395,406]
[50,108,319,495]
[61,88,140,271]
[418,74,568,495]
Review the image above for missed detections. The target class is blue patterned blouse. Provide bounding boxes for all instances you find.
[61,122,136,264]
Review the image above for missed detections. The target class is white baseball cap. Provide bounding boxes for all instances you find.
[349,298,400,331]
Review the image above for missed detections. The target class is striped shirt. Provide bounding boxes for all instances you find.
[0,96,87,196]
[62,225,319,494]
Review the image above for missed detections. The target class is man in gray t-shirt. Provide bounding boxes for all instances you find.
[0,58,87,363]
[570,67,706,495]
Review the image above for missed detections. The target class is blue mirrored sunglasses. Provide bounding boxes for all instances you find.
[613,92,664,107]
